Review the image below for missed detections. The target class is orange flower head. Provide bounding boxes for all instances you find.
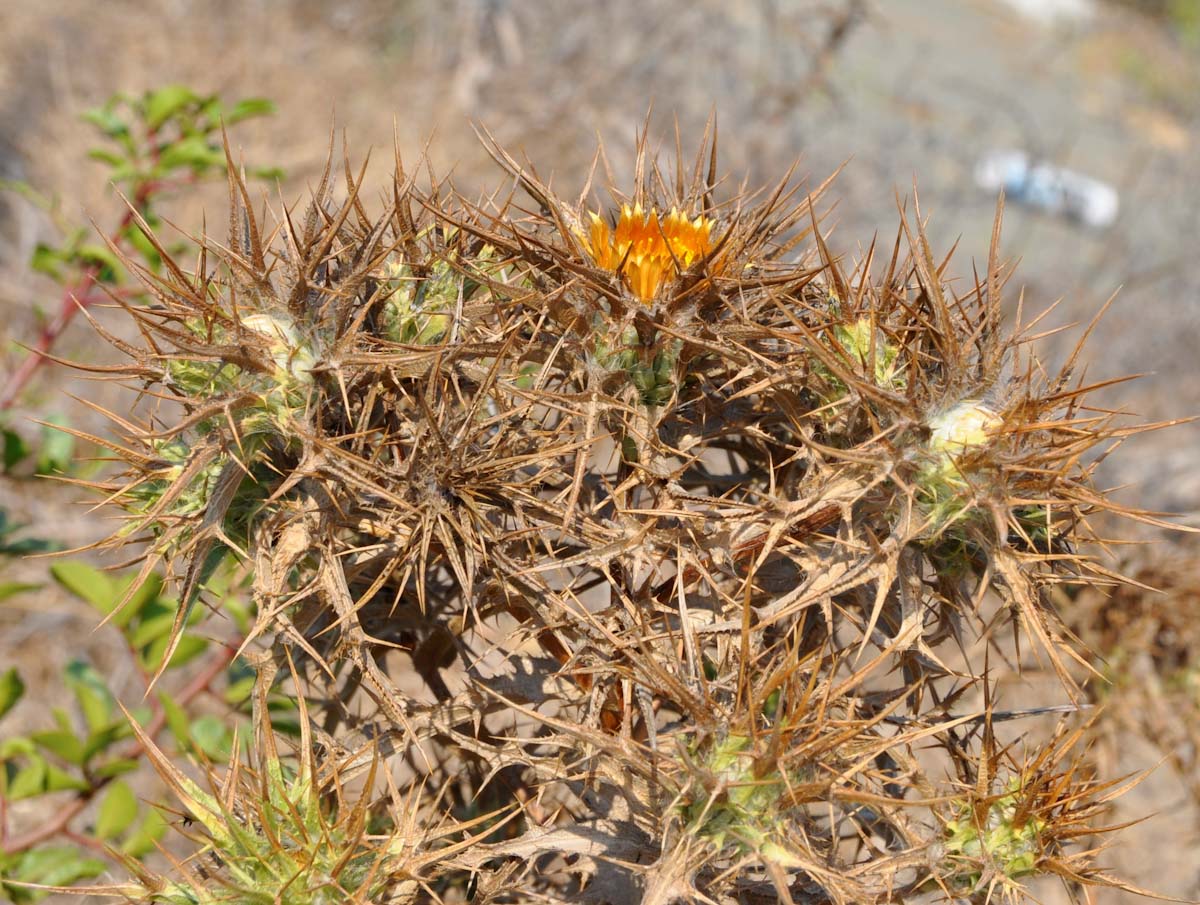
[582,203,715,303]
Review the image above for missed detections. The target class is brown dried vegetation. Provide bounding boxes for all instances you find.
[69,125,1180,904]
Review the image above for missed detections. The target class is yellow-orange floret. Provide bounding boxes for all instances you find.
[582,203,715,303]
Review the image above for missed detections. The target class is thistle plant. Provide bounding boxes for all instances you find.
[41,124,1181,904]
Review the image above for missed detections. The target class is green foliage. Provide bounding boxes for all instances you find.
[81,85,280,190]
[1,416,86,481]
[50,561,220,672]
[34,416,75,476]
[0,846,107,903]
[0,556,252,894]
[2,427,29,471]
[1,83,281,396]
[0,669,25,720]
[31,231,121,284]
[94,780,138,841]
[0,658,134,797]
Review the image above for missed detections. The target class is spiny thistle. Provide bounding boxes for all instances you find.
[63,123,1181,904]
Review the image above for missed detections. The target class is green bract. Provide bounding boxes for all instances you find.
[945,779,1046,888]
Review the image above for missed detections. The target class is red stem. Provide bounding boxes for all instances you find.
[0,271,100,410]
[0,195,149,412]
[62,827,113,857]
[0,131,183,411]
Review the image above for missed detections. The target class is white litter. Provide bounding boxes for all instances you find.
[975,150,1119,229]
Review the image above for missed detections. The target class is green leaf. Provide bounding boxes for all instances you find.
[30,729,85,766]
[221,592,252,634]
[158,692,191,748]
[0,668,24,719]
[121,806,167,858]
[50,560,116,611]
[223,673,255,706]
[157,135,225,173]
[3,845,106,902]
[51,707,73,734]
[143,84,197,130]
[128,603,173,648]
[104,163,140,185]
[35,416,74,476]
[197,95,223,123]
[269,712,302,738]
[30,242,65,280]
[0,735,34,758]
[0,537,56,556]
[0,512,57,555]
[44,763,89,793]
[130,592,202,649]
[124,220,163,272]
[82,723,129,763]
[190,714,232,759]
[81,105,129,138]
[92,757,140,779]
[8,755,47,799]
[65,661,114,734]
[117,570,164,615]
[225,97,276,124]
[252,165,286,182]
[75,244,122,284]
[141,632,207,672]
[95,780,138,840]
[0,582,40,601]
[87,147,127,167]
[2,428,29,471]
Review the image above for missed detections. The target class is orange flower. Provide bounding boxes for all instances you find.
[582,203,715,303]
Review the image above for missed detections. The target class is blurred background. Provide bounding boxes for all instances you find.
[0,0,1198,900]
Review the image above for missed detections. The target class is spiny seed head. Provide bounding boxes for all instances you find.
[929,399,1002,458]
[677,732,806,867]
[240,311,316,386]
[943,778,1045,888]
[914,399,1005,536]
[376,255,455,345]
[832,317,905,390]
